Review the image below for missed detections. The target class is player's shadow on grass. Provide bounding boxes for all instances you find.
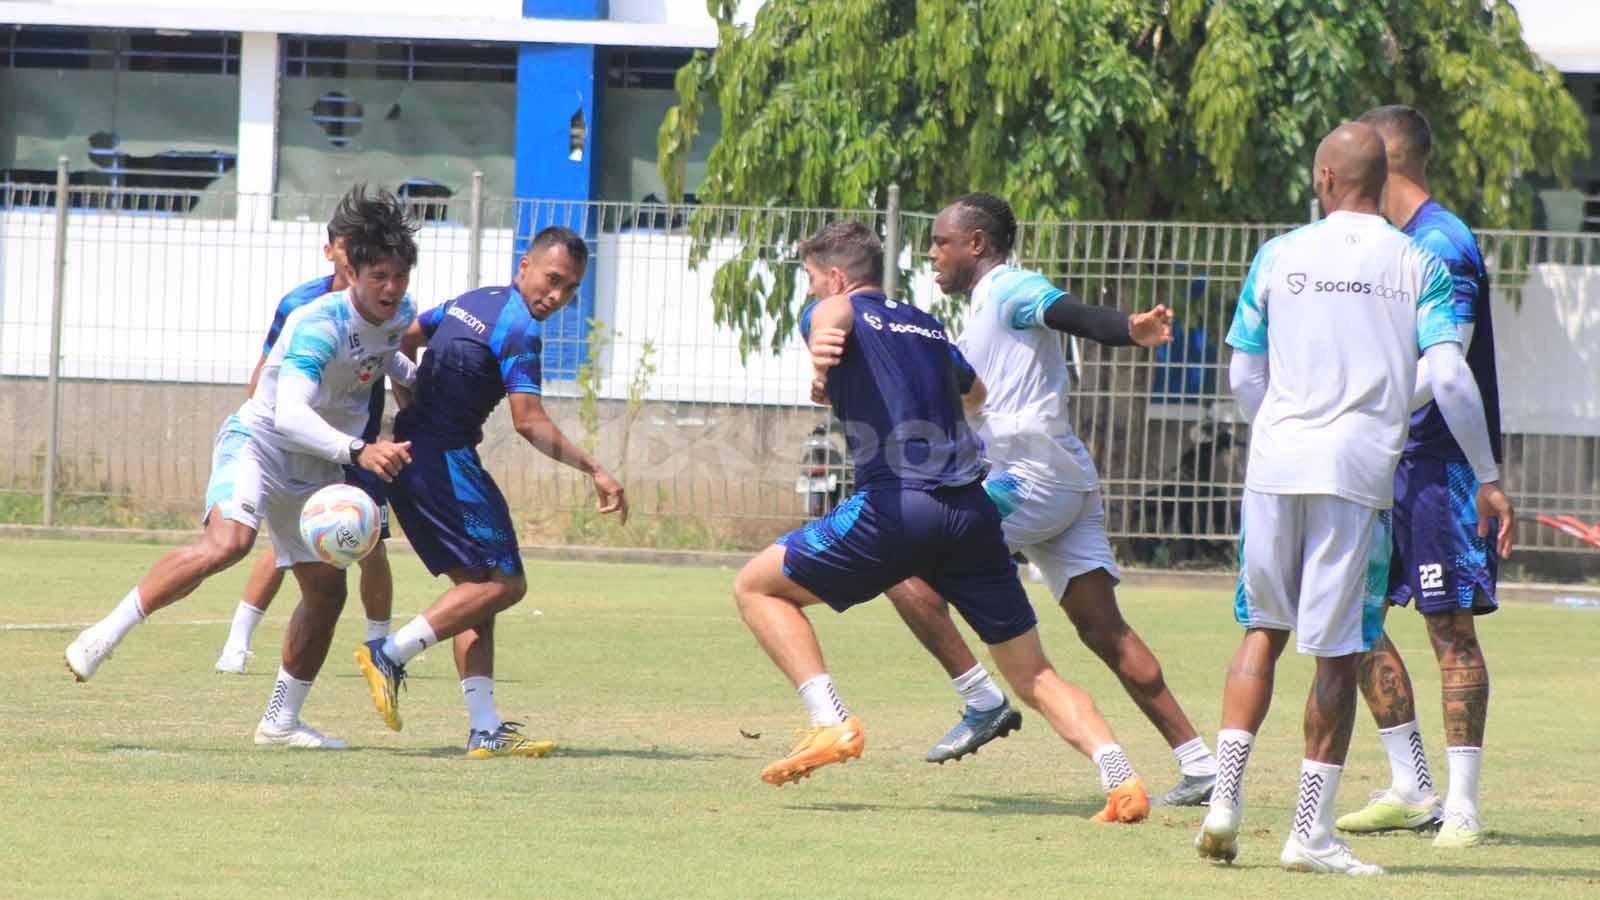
[798,793,1104,818]
[930,792,1107,818]
[381,744,738,762]
[1490,830,1600,849]
[1385,864,1600,880]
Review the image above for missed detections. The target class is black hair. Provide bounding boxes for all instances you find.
[1356,104,1432,172]
[330,184,419,272]
[950,191,1018,258]
[527,225,590,268]
[797,219,884,285]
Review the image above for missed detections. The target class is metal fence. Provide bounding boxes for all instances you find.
[3,165,1598,557]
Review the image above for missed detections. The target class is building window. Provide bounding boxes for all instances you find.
[606,48,693,90]
[282,38,515,82]
[0,26,240,212]
[275,36,515,222]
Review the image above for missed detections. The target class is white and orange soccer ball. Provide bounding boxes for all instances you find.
[298,483,380,568]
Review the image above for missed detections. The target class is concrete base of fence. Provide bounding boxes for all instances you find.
[4,523,1595,606]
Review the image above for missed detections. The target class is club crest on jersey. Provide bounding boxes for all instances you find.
[355,355,383,383]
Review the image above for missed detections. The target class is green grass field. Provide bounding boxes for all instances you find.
[2,538,1597,899]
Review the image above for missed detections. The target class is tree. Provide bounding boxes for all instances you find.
[661,0,1589,354]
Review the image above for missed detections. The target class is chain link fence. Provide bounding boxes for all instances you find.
[3,169,1598,557]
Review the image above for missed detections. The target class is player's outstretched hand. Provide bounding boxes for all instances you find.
[1129,304,1174,348]
[1476,481,1514,559]
[593,469,628,526]
[360,440,412,482]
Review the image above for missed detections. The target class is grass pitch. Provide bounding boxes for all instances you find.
[1,537,1597,898]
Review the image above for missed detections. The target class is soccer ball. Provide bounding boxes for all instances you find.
[298,483,380,568]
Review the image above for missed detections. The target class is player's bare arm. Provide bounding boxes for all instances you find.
[807,295,856,398]
[508,392,627,524]
[246,353,269,398]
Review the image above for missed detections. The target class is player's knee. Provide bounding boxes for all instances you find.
[491,575,526,610]
[200,533,253,572]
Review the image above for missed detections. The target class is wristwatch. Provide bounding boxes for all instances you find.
[348,438,366,464]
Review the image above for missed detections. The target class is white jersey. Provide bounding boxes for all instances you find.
[958,265,1098,492]
[240,290,417,459]
[1226,210,1458,509]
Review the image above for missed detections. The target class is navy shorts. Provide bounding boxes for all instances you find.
[777,482,1037,645]
[387,442,522,578]
[341,463,391,540]
[1387,456,1497,616]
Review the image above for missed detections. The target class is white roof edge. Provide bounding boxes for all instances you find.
[0,3,720,48]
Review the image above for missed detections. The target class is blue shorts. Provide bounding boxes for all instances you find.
[387,442,522,578]
[777,482,1037,645]
[341,463,391,540]
[1387,456,1497,615]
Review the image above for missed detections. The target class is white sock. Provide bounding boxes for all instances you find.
[262,667,314,730]
[1091,743,1138,791]
[1377,719,1435,802]
[225,601,266,651]
[364,618,391,644]
[1211,728,1255,811]
[382,616,437,665]
[1444,746,1482,820]
[1173,736,1219,777]
[796,674,849,726]
[1291,759,1344,849]
[99,587,147,643]
[461,676,501,734]
[951,663,1005,713]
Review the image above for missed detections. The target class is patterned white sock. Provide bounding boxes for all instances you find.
[364,618,391,644]
[263,667,314,730]
[1092,743,1137,791]
[951,663,1005,713]
[1444,746,1482,820]
[382,616,436,665]
[1173,736,1219,777]
[461,676,501,734]
[796,674,849,726]
[1292,759,1344,849]
[1211,729,1255,811]
[226,601,266,651]
[1378,720,1434,802]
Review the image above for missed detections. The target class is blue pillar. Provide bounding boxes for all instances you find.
[516,0,606,380]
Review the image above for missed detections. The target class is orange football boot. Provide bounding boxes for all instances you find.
[760,716,865,786]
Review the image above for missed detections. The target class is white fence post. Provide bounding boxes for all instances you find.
[43,156,69,526]
[883,183,901,297]
[466,170,485,289]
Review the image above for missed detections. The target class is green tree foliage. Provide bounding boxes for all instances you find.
[661,0,1588,353]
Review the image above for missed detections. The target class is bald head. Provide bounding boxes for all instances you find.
[1313,122,1387,214]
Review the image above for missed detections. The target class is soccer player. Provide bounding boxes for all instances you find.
[1333,105,1506,848]
[353,226,627,758]
[811,192,1220,806]
[736,220,1150,824]
[1194,123,1512,874]
[214,220,396,674]
[64,185,420,750]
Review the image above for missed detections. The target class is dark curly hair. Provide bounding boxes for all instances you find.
[950,191,1018,258]
[328,184,420,271]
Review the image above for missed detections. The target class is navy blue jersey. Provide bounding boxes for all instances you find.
[395,285,544,448]
[1402,200,1503,464]
[263,274,384,443]
[802,290,985,492]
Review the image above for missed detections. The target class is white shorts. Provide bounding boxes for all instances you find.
[202,414,342,567]
[1234,489,1390,657]
[984,472,1120,601]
